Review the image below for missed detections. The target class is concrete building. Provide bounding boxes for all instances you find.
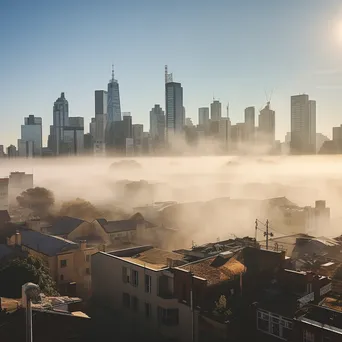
[133,124,144,155]
[150,104,165,147]
[92,246,194,342]
[244,106,255,143]
[165,82,184,140]
[258,102,275,148]
[291,94,316,154]
[0,178,9,211]
[19,114,42,157]
[198,107,209,127]
[210,100,222,121]
[107,66,121,122]
[52,92,69,155]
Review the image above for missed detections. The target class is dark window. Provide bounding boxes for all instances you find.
[60,259,67,268]
[145,274,151,293]
[86,268,90,275]
[122,292,130,308]
[60,274,64,281]
[157,307,179,326]
[122,266,130,283]
[132,296,139,312]
[145,302,151,318]
[132,270,139,287]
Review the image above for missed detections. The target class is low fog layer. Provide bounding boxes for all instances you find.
[1,155,342,247]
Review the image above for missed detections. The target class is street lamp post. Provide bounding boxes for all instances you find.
[22,283,40,342]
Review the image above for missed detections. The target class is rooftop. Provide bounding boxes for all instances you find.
[320,297,342,313]
[43,216,85,236]
[179,254,246,286]
[19,230,79,256]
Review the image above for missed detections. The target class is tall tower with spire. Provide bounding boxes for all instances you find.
[107,65,122,122]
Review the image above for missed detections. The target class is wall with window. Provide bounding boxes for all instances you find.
[293,320,341,342]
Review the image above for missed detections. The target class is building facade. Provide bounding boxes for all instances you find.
[52,92,69,155]
[258,102,275,149]
[19,115,42,157]
[150,104,165,144]
[244,106,255,143]
[198,107,209,127]
[107,67,122,122]
[210,100,222,121]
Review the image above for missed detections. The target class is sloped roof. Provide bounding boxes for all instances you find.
[20,230,78,256]
[180,256,246,286]
[266,197,298,208]
[44,216,85,236]
[0,210,10,223]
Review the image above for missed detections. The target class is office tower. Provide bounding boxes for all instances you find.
[150,104,165,143]
[291,94,316,154]
[219,117,231,151]
[107,66,121,122]
[133,124,144,154]
[244,107,255,143]
[52,92,69,155]
[0,145,4,158]
[210,100,222,121]
[17,139,34,158]
[89,118,96,139]
[63,117,84,155]
[84,133,94,152]
[258,102,275,147]
[165,82,183,139]
[198,107,209,126]
[7,145,17,158]
[122,113,133,156]
[94,90,108,155]
[19,114,43,157]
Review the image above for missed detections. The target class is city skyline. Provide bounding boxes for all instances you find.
[2,1,342,147]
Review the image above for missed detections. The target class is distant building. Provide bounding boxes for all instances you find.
[166,82,184,140]
[0,145,5,158]
[7,145,17,158]
[210,100,222,121]
[0,178,9,211]
[291,94,316,154]
[19,114,42,157]
[258,102,275,148]
[133,124,144,155]
[219,117,231,152]
[83,133,94,153]
[198,107,209,127]
[94,90,108,156]
[185,118,194,127]
[150,104,165,148]
[107,66,121,122]
[89,118,96,140]
[244,106,255,143]
[9,172,33,200]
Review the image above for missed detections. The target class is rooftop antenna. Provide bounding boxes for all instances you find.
[111,64,115,81]
[226,102,230,118]
[165,65,168,84]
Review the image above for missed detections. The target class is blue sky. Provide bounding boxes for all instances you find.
[1,0,342,147]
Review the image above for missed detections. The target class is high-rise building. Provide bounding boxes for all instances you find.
[17,139,34,158]
[52,92,69,155]
[123,113,133,139]
[63,117,84,155]
[19,115,43,157]
[7,145,17,158]
[0,146,5,158]
[0,178,9,210]
[258,102,275,147]
[198,107,209,126]
[133,124,144,154]
[291,94,316,154]
[219,117,231,151]
[244,107,255,143]
[107,66,121,122]
[150,104,165,144]
[210,100,222,121]
[94,90,108,156]
[165,82,183,139]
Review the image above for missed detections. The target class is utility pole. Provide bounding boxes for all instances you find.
[190,271,195,342]
[263,219,273,250]
[255,219,258,247]
[23,283,40,342]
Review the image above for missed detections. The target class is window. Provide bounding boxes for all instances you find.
[157,307,179,326]
[122,292,130,308]
[131,270,139,287]
[145,274,151,293]
[60,259,67,268]
[122,267,130,283]
[132,296,139,312]
[86,254,90,262]
[86,268,90,275]
[303,330,315,342]
[145,302,151,318]
[60,274,64,281]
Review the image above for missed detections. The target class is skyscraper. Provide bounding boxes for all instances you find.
[244,107,255,143]
[94,90,107,155]
[63,117,84,155]
[210,100,222,121]
[258,102,275,147]
[165,82,183,139]
[19,114,42,157]
[198,107,209,126]
[52,92,69,155]
[291,94,316,154]
[150,104,165,143]
[107,66,121,122]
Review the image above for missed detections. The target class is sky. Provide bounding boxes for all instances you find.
[1,0,342,147]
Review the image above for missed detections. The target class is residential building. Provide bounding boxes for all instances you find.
[133,124,144,155]
[107,66,122,122]
[165,82,184,140]
[291,94,316,154]
[258,102,275,148]
[150,104,165,145]
[198,107,209,127]
[91,246,194,342]
[210,100,222,121]
[244,106,255,143]
[7,230,96,298]
[0,179,9,211]
[19,114,43,157]
[51,92,69,155]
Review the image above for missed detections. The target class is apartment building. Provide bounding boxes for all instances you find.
[91,246,195,342]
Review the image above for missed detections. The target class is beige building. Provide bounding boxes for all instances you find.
[7,230,96,298]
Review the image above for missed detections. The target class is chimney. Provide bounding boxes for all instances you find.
[15,231,21,246]
[79,240,87,250]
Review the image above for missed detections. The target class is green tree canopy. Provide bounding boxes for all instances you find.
[0,256,58,298]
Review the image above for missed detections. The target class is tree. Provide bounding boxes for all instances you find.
[213,295,232,316]
[0,256,58,298]
[16,187,55,217]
